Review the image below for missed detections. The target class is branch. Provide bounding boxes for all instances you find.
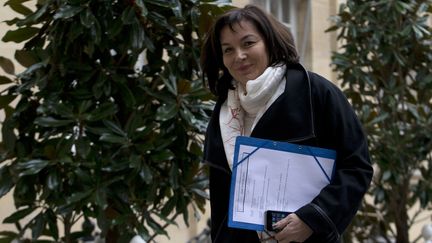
[147,212,180,243]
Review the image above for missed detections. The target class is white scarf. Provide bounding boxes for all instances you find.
[219,65,286,169]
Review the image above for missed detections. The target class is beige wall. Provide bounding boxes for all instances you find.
[0,3,24,236]
[1,1,431,243]
[310,0,338,82]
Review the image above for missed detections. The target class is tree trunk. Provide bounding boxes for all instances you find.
[394,181,410,243]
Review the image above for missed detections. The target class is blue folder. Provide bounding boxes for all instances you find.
[228,136,337,231]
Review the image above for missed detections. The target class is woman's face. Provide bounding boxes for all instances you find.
[220,20,269,86]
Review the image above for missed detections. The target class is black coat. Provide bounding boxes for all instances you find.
[203,63,373,243]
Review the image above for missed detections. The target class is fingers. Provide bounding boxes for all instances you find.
[274,214,313,243]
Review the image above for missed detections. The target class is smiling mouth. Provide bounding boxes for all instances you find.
[237,65,252,72]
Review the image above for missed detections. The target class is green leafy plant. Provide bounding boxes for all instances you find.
[0,0,232,242]
[328,1,432,242]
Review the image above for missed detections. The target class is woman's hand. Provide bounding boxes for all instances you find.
[273,213,313,243]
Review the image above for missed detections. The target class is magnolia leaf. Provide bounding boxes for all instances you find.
[116,82,136,108]
[0,167,14,198]
[103,120,127,136]
[155,103,178,121]
[2,27,39,43]
[139,162,153,184]
[80,8,96,28]
[191,188,209,200]
[5,1,33,16]
[171,0,182,18]
[161,195,177,217]
[3,207,34,223]
[95,189,108,209]
[44,209,59,240]
[0,95,17,109]
[18,2,49,25]
[34,117,73,127]
[46,170,59,190]
[87,103,118,121]
[16,159,50,176]
[53,5,83,20]
[0,76,12,85]
[121,6,136,24]
[99,134,128,144]
[0,57,15,75]
[66,190,92,205]
[31,212,45,239]
[135,0,148,18]
[14,50,37,67]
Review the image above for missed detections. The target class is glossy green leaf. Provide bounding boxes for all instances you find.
[171,0,182,18]
[2,27,39,43]
[3,207,34,223]
[99,133,128,144]
[0,57,15,75]
[34,117,74,127]
[80,8,96,28]
[0,95,17,109]
[116,82,136,108]
[144,0,171,8]
[1,120,17,152]
[139,162,153,184]
[191,188,209,200]
[90,18,101,44]
[0,230,18,239]
[95,189,108,209]
[53,5,83,20]
[0,76,12,85]
[168,163,179,189]
[103,120,127,136]
[161,195,177,217]
[145,215,167,235]
[106,18,123,38]
[130,21,145,50]
[135,0,148,18]
[31,212,45,240]
[44,209,59,240]
[0,166,14,198]
[66,190,92,205]
[14,49,37,67]
[121,6,136,24]
[16,159,50,176]
[46,170,59,190]
[87,102,118,121]
[151,150,175,163]
[155,103,178,121]
[5,1,33,16]
[18,2,49,26]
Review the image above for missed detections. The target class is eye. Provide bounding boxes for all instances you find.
[222,47,233,54]
[244,41,255,47]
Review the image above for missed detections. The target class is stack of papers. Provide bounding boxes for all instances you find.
[228,136,336,231]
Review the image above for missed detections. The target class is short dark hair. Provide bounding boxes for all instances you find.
[200,4,299,97]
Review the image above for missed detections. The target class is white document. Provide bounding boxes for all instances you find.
[228,136,336,231]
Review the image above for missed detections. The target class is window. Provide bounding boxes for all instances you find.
[251,0,298,43]
[250,0,311,65]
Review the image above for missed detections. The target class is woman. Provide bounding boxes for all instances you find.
[201,5,373,243]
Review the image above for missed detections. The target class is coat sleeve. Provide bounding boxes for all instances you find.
[295,72,373,242]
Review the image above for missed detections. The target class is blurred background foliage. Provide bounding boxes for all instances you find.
[0,0,232,242]
[329,1,432,242]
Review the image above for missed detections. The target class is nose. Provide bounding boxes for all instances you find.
[235,49,247,62]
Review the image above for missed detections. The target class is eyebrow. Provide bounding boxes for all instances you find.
[221,34,259,46]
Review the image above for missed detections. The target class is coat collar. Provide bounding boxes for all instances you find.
[204,63,316,172]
